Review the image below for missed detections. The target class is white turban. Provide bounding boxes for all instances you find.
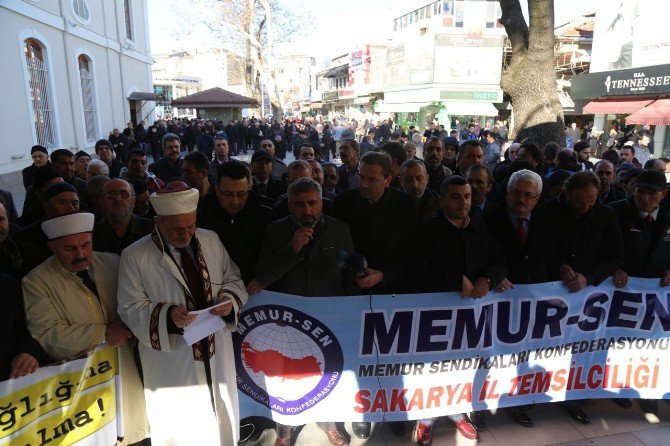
[150,187,199,216]
[42,212,95,240]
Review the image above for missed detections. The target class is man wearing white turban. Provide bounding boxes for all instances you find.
[22,211,149,445]
[117,182,248,445]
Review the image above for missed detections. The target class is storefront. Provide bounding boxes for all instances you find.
[571,64,670,156]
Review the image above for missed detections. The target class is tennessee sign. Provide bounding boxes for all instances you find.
[234,279,670,425]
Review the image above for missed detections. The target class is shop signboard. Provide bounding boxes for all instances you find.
[434,33,504,85]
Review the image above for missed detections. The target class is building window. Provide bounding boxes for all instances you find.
[78,55,97,142]
[123,0,134,41]
[72,0,90,24]
[24,39,56,148]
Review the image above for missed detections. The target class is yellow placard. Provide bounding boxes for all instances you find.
[0,348,117,439]
[2,383,115,446]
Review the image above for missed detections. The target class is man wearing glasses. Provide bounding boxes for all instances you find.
[92,178,154,255]
[199,160,273,284]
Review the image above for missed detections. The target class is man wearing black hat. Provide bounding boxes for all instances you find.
[251,150,286,201]
[609,169,669,418]
[22,145,50,190]
[15,182,81,271]
[95,139,123,178]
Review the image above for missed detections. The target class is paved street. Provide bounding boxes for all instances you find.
[250,399,670,445]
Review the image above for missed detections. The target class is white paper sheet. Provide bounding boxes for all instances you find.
[183,299,231,346]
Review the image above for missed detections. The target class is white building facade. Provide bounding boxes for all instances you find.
[1,0,153,173]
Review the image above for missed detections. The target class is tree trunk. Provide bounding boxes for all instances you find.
[500,0,564,147]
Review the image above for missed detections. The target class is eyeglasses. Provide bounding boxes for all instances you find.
[104,191,135,200]
[508,189,539,200]
[220,191,249,199]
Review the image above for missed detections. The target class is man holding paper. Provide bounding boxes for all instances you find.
[117,182,247,445]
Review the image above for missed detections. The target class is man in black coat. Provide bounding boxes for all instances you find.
[337,138,360,192]
[484,169,551,429]
[199,160,273,284]
[466,163,500,219]
[487,169,552,286]
[250,150,286,202]
[595,159,624,204]
[424,137,453,193]
[421,175,507,294]
[148,133,184,183]
[333,151,419,440]
[92,179,154,255]
[399,159,440,223]
[609,169,670,417]
[535,170,624,425]
[0,272,49,381]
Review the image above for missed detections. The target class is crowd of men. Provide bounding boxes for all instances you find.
[2,118,669,446]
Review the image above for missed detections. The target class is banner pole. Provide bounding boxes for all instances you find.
[116,347,125,441]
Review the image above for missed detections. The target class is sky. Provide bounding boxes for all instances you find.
[147,0,600,59]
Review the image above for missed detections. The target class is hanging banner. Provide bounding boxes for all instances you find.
[0,347,118,446]
[234,278,670,425]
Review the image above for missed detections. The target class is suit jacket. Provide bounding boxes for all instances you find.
[148,158,184,183]
[92,215,154,255]
[421,212,507,292]
[486,206,553,284]
[536,196,624,285]
[610,198,670,278]
[252,175,286,201]
[198,194,273,283]
[334,187,418,293]
[255,215,357,296]
[337,163,359,192]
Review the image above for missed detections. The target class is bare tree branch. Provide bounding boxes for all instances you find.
[500,0,529,55]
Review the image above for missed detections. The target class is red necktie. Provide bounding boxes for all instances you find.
[517,218,528,245]
[177,247,206,310]
[646,213,654,223]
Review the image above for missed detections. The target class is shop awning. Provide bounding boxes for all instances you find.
[128,92,160,101]
[582,98,655,114]
[444,101,499,117]
[374,102,430,113]
[354,96,372,105]
[626,99,670,125]
[323,65,349,78]
[310,102,324,110]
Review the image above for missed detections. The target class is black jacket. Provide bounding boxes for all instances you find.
[92,215,154,255]
[536,196,624,285]
[255,215,358,296]
[486,206,553,284]
[333,187,418,293]
[198,194,273,283]
[0,273,49,380]
[148,158,184,183]
[610,198,670,278]
[421,212,507,292]
[336,164,359,192]
[252,176,286,201]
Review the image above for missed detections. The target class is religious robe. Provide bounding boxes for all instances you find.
[22,252,149,445]
[117,228,247,445]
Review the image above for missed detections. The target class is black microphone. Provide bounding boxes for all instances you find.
[336,250,368,279]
